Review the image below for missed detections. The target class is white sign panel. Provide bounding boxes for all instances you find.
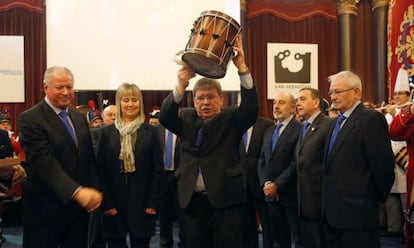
[0,35,25,103]
[267,43,318,99]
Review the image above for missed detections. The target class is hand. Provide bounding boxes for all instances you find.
[104,208,118,216]
[385,106,396,117]
[145,208,156,215]
[11,164,27,184]
[232,35,249,73]
[176,66,196,94]
[263,181,279,201]
[73,186,103,212]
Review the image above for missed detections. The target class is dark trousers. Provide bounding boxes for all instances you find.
[88,209,106,248]
[181,193,247,248]
[23,213,88,248]
[324,222,380,248]
[299,215,326,248]
[159,171,183,248]
[107,237,150,248]
[266,201,301,248]
[244,197,259,248]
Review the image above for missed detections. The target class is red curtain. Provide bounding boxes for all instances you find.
[387,1,413,99]
[0,0,43,13]
[246,0,338,118]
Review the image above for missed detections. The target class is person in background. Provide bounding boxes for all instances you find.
[159,35,258,248]
[327,105,339,119]
[89,105,116,156]
[157,122,184,248]
[0,128,13,245]
[389,68,414,248]
[0,109,25,202]
[88,104,116,248]
[237,93,274,248]
[18,66,102,248]
[257,91,302,248]
[382,68,411,239]
[0,129,12,159]
[97,83,163,248]
[148,106,160,126]
[322,70,394,248]
[0,109,25,161]
[102,105,117,124]
[277,87,332,248]
[87,100,103,128]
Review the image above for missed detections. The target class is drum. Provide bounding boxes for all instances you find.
[182,10,241,79]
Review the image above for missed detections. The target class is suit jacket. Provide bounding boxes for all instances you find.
[322,103,394,229]
[239,117,273,200]
[277,113,332,219]
[97,122,164,238]
[18,100,97,224]
[159,86,258,208]
[257,117,302,207]
[0,129,13,159]
[90,125,103,156]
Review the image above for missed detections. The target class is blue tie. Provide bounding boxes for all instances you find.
[301,121,310,141]
[242,131,248,149]
[328,115,346,155]
[59,111,76,142]
[271,123,283,151]
[195,127,203,146]
[165,130,173,169]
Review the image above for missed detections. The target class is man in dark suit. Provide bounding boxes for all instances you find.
[18,66,102,248]
[322,71,394,247]
[239,116,273,248]
[257,91,302,248]
[159,36,258,248]
[277,88,332,248]
[156,124,183,248]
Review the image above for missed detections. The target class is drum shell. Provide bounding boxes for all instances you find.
[182,10,241,79]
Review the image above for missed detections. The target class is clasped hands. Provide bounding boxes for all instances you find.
[263,181,279,201]
[73,186,103,213]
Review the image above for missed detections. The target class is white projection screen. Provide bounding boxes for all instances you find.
[0,35,25,102]
[46,0,241,91]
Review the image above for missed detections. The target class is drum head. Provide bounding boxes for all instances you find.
[182,53,226,79]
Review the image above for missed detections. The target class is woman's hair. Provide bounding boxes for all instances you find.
[115,82,145,123]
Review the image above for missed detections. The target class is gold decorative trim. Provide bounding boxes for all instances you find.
[337,0,360,16]
[240,0,247,11]
[371,0,389,10]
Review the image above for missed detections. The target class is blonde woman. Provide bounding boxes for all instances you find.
[97,83,163,248]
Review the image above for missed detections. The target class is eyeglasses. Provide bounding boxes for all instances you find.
[328,88,354,97]
[194,94,218,101]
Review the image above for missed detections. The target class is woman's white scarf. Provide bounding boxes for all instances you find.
[115,118,143,173]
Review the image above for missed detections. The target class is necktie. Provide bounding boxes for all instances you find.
[165,130,173,169]
[301,121,310,141]
[59,111,76,142]
[271,123,283,151]
[328,114,346,155]
[242,131,248,150]
[195,126,203,146]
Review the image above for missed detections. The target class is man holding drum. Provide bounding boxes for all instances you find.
[159,35,258,248]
